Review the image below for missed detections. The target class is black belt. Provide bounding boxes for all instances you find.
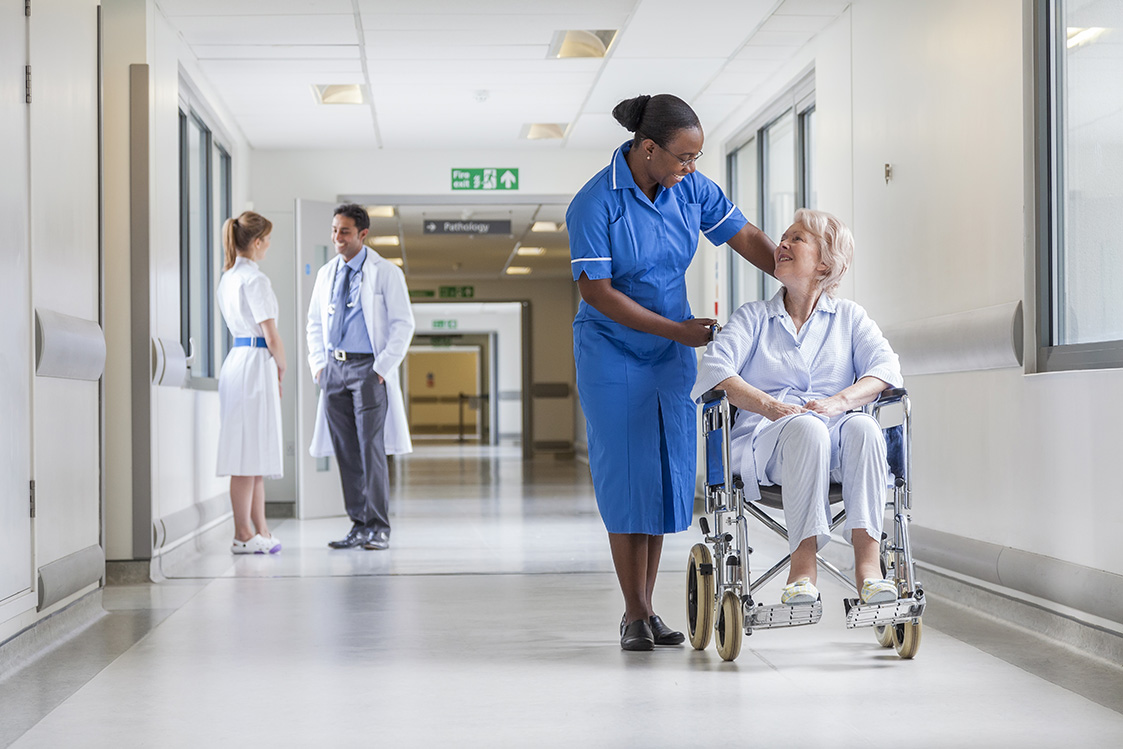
[332,350,373,362]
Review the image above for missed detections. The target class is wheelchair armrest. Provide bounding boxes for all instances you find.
[875,387,908,404]
[701,389,726,404]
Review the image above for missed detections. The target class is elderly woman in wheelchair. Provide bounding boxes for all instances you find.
[688,208,923,660]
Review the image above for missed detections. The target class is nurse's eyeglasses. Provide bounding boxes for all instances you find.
[656,141,703,168]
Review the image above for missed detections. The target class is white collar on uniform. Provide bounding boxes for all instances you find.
[766,288,838,320]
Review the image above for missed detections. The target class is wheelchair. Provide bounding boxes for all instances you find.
[686,387,925,662]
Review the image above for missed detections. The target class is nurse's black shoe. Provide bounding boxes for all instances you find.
[620,619,654,651]
[648,615,685,646]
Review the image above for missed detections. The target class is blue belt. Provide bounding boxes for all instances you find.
[233,337,268,348]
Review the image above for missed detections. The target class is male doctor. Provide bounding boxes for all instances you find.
[307,203,414,550]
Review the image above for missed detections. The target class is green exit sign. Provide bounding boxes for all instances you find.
[431,320,459,330]
[439,285,474,299]
[451,168,518,191]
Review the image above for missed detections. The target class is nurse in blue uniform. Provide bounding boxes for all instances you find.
[568,94,776,651]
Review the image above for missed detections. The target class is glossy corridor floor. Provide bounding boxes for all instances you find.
[4,445,1123,748]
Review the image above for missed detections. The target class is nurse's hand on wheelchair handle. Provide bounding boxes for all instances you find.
[677,318,718,347]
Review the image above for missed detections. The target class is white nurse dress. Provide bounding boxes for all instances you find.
[216,257,284,478]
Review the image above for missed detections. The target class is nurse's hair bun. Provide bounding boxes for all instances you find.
[612,95,652,132]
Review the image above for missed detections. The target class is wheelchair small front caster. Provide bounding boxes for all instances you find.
[891,619,922,658]
[715,590,743,662]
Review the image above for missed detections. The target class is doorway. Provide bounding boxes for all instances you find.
[405,346,484,442]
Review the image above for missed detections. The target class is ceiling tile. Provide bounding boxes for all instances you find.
[355,0,637,15]
[584,58,727,112]
[158,0,354,16]
[192,44,361,60]
[564,113,630,150]
[173,14,358,46]
[610,0,774,59]
[774,0,851,17]
[758,14,835,33]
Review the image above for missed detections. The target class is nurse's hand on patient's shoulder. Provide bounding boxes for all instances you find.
[676,318,718,347]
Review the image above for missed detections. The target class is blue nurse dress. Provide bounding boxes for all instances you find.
[568,141,748,535]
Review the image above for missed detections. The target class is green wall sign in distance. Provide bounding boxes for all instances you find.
[451,168,518,190]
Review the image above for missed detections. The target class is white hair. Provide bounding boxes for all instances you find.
[794,207,854,296]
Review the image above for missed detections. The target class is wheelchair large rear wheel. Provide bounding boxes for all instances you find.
[715,590,743,662]
[891,619,922,659]
[686,544,714,650]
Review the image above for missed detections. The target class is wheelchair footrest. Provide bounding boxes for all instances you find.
[748,599,824,630]
[842,596,926,629]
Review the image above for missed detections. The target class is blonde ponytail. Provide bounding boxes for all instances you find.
[222,211,273,270]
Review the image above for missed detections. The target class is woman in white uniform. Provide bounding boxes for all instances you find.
[217,211,286,554]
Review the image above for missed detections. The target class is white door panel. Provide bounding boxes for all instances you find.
[295,199,345,520]
[0,0,33,602]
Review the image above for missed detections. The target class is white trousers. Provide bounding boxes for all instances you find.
[760,412,888,554]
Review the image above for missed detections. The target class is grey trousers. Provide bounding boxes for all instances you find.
[321,357,390,534]
[762,412,888,554]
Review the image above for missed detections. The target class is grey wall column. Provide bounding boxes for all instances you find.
[129,63,151,560]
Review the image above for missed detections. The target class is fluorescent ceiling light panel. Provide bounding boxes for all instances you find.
[531,221,560,232]
[516,246,546,256]
[505,266,532,275]
[548,29,617,59]
[370,235,400,246]
[387,257,404,266]
[312,84,366,105]
[366,205,395,218]
[521,123,567,140]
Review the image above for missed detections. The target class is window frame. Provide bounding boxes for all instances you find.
[178,76,235,386]
[1034,0,1123,372]
[725,71,816,306]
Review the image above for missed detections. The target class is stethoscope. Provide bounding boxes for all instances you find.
[327,259,361,316]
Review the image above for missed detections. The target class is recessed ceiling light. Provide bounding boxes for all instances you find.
[548,30,617,59]
[387,257,404,267]
[366,205,395,218]
[521,123,567,140]
[517,246,546,256]
[531,221,561,232]
[312,84,366,105]
[505,266,532,275]
[369,235,400,246]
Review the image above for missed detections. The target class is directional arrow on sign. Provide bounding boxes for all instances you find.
[500,170,517,189]
[425,221,436,232]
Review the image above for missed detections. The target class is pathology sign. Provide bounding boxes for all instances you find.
[451,168,518,191]
[423,219,511,235]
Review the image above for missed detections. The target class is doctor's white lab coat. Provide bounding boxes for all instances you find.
[306,250,415,457]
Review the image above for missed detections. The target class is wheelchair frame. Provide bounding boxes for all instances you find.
[686,388,926,661]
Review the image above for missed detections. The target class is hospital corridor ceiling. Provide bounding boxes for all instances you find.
[161,0,849,279]
[162,0,849,150]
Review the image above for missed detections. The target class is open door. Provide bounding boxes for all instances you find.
[294,199,344,520]
[0,0,33,604]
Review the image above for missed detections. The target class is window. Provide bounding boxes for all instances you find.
[727,74,816,306]
[178,89,234,382]
[1037,0,1123,370]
